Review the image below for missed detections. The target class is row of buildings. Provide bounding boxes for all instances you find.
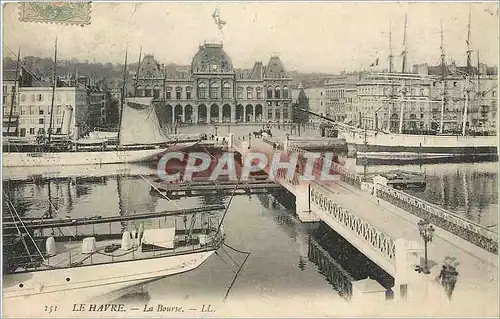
[295,63,498,134]
[2,68,112,138]
[2,42,298,139]
[3,42,497,138]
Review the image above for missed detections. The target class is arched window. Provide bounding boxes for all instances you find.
[237,87,243,99]
[256,87,262,99]
[145,86,152,97]
[198,82,207,99]
[247,87,253,99]
[222,82,231,99]
[136,86,143,97]
[274,86,281,99]
[283,86,289,99]
[153,86,160,99]
[267,86,273,98]
[210,82,219,99]
[166,87,172,100]
[186,86,192,99]
[176,87,182,100]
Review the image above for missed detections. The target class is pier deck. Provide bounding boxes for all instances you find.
[150,180,282,197]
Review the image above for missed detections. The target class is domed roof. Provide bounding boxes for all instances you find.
[191,43,233,73]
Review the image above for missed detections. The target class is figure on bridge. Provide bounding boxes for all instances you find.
[438,256,459,300]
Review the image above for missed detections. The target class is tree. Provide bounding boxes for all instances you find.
[292,85,309,124]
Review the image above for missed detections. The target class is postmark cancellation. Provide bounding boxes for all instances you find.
[19,2,91,26]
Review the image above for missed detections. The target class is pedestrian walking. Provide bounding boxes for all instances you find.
[438,265,448,286]
[446,266,459,300]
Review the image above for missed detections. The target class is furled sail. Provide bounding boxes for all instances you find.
[119,97,170,146]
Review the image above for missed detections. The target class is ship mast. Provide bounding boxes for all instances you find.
[134,45,142,98]
[386,20,394,131]
[401,14,408,73]
[439,19,447,134]
[6,47,21,136]
[117,49,128,147]
[48,37,58,144]
[388,20,394,73]
[466,8,473,76]
[398,15,408,134]
[476,50,481,131]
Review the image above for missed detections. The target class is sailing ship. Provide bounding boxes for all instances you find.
[2,43,201,168]
[331,14,498,162]
[2,201,226,303]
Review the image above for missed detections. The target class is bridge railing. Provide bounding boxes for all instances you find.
[262,137,275,147]
[309,236,354,300]
[274,168,300,187]
[376,184,498,254]
[310,182,396,263]
[287,146,363,189]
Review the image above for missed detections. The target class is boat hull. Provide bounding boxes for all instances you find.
[342,131,498,161]
[3,147,168,168]
[2,250,215,306]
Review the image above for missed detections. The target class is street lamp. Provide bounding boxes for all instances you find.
[214,125,218,136]
[417,219,435,274]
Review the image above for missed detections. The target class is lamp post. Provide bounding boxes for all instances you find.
[417,219,435,274]
[214,125,218,136]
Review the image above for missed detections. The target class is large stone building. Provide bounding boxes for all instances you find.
[324,74,359,122]
[355,72,434,133]
[133,43,293,124]
[324,64,497,135]
[416,63,498,134]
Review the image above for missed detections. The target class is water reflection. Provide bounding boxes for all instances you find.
[342,159,498,227]
[310,223,394,296]
[3,161,496,306]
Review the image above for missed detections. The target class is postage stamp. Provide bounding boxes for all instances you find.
[18,2,91,25]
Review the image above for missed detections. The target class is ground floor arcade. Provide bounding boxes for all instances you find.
[157,103,292,124]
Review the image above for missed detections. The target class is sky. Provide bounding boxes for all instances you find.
[2,1,499,73]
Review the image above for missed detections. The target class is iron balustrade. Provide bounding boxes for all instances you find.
[287,146,363,189]
[262,137,275,147]
[308,236,354,300]
[274,168,300,186]
[310,183,396,263]
[376,184,498,254]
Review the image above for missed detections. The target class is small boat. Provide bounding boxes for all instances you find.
[376,170,426,190]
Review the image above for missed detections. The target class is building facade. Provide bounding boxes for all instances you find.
[2,70,21,135]
[87,86,108,128]
[133,43,293,124]
[324,74,358,123]
[416,63,498,134]
[324,66,497,134]
[356,72,434,132]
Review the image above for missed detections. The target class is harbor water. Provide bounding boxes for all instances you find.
[2,159,498,315]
